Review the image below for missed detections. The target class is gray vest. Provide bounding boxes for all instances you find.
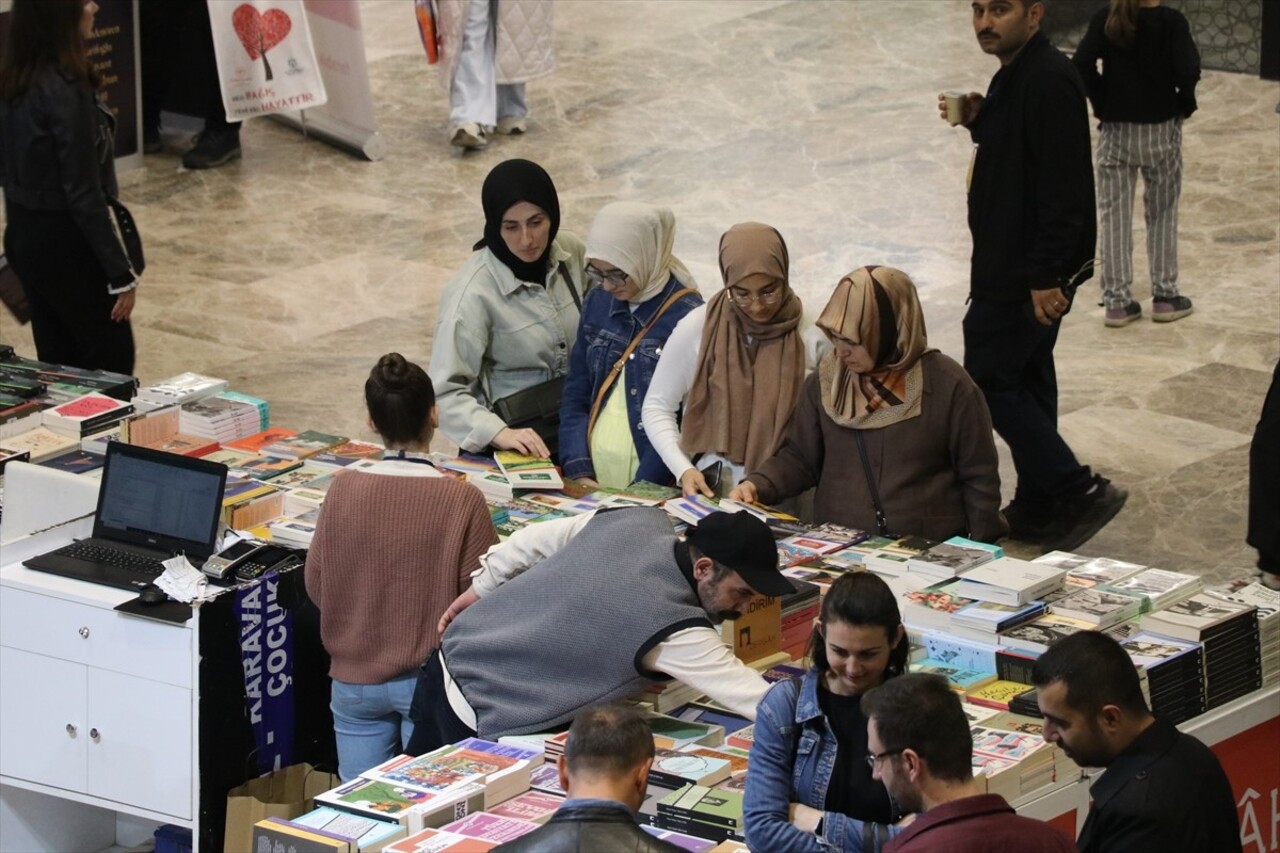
[442,508,711,737]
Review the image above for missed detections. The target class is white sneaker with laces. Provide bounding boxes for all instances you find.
[496,116,528,135]
[450,123,488,150]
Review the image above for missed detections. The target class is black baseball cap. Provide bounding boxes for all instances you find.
[686,511,795,597]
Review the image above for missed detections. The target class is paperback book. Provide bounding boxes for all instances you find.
[494,450,563,490]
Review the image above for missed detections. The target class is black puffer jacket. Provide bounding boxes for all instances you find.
[493,803,685,853]
[0,65,133,288]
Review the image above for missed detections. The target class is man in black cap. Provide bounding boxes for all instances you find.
[405,508,792,755]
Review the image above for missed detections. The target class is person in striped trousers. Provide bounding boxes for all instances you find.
[1073,0,1201,327]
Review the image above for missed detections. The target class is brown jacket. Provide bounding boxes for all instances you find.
[746,352,1007,543]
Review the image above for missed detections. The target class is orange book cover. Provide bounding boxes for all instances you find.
[226,426,297,454]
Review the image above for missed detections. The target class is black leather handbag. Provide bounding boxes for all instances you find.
[491,376,565,459]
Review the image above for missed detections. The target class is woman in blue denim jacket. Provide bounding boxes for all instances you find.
[744,573,908,853]
[559,203,702,488]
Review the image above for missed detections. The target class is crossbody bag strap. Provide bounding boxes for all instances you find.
[561,262,583,312]
[585,288,696,442]
[853,429,890,536]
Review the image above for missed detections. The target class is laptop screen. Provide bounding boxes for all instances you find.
[95,442,228,556]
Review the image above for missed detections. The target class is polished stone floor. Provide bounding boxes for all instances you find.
[3,0,1276,584]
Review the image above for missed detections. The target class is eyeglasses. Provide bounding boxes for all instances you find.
[866,748,905,769]
[586,265,629,288]
[729,286,783,307]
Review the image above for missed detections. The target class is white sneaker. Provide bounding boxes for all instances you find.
[450,123,487,150]
[495,116,528,135]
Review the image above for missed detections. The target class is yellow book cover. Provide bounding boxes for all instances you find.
[966,679,1032,710]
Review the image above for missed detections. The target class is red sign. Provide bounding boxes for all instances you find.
[1213,716,1280,853]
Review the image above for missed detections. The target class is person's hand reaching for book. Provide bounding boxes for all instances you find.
[438,586,480,637]
[680,467,715,498]
[728,481,758,504]
[493,427,550,458]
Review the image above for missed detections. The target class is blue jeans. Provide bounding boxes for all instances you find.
[331,673,417,781]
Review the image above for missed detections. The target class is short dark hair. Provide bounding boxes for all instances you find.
[365,353,435,446]
[809,573,907,678]
[861,673,973,783]
[564,705,654,779]
[1031,631,1149,716]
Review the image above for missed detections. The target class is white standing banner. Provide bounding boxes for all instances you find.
[270,0,385,161]
[208,0,328,121]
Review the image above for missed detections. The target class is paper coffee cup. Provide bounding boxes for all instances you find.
[944,90,966,126]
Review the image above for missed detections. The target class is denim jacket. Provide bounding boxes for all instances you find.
[559,273,701,483]
[744,670,900,853]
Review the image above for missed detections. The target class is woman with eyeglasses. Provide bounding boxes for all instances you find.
[428,159,586,460]
[641,222,825,497]
[744,572,907,853]
[557,203,702,489]
[729,266,1006,542]
[0,0,139,374]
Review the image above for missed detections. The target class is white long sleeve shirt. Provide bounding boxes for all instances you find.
[441,512,770,728]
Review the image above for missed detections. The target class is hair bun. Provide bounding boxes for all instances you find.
[375,352,411,388]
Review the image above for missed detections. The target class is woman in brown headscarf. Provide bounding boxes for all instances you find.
[642,223,823,497]
[731,266,1008,543]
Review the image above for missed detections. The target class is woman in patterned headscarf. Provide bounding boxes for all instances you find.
[642,222,826,497]
[731,266,1008,543]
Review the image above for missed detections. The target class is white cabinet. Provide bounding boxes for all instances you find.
[0,576,197,827]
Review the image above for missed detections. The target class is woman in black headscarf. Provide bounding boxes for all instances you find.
[428,159,586,458]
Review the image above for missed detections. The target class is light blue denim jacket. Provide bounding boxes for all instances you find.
[743,670,901,853]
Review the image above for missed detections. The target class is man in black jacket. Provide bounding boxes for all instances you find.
[1033,632,1242,853]
[494,705,683,853]
[944,0,1125,551]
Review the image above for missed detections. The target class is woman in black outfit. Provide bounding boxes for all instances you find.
[0,0,139,374]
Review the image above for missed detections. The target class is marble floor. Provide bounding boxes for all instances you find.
[2,0,1276,585]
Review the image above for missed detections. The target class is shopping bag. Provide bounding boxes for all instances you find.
[415,0,440,64]
[223,762,339,853]
[207,0,328,121]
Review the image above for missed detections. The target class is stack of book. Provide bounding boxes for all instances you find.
[864,536,939,578]
[1104,568,1202,613]
[649,747,734,788]
[952,557,1067,607]
[251,813,404,852]
[1118,631,1206,723]
[920,630,1000,673]
[119,406,219,457]
[913,659,998,694]
[966,679,1034,712]
[646,713,725,750]
[902,581,977,633]
[315,777,479,841]
[133,372,227,412]
[179,391,269,443]
[664,494,724,527]
[438,812,542,848]
[1048,587,1143,631]
[280,806,407,851]
[0,352,136,402]
[267,510,321,547]
[969,726,1057,800]
[950,599,1048,644]
[1207,581,1280,688]
[225,426,298,455]
[484,789,563,825]
[907,536,1002,580]
[262,429,347,460]
[310,439,385,468]
[779,578,821,659]
[384,825,500,852]
[0,427,78,462]
[653,784,745,842]
[42,392,134,439]
[997,613,1095,656]
[0,393,44,439]
[1141,594,1261,709]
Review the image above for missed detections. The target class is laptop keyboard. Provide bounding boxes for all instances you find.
[56,542,164,576]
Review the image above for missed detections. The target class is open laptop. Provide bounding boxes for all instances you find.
[23,441,228,591]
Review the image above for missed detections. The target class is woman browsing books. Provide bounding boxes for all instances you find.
[730,266,1007,543]
[640,222,827,497]
[744,573,908,852]
[557,202,703,489]
[305,353,497,781]
[428,159,587,460]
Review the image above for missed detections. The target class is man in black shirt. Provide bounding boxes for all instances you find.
[943,0,1125,551]
[1033,632,1242,853]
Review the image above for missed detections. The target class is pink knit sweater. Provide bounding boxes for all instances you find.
[304,468,498,684]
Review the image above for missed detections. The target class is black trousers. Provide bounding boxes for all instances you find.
[139,0,233,131]
[962,297,1089,512]
[1249,363,1280,574]
[405,650,477,756]
[3,204,135,375]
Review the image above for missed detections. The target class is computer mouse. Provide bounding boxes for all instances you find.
[138,585,167,606]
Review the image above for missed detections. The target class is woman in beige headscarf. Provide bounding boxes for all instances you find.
[642,222,825,497]
[731,266,1008,543]
[559,202,703,488]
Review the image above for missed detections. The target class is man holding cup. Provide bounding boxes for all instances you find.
[939,0,1126,553]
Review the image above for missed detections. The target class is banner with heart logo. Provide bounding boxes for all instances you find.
[208,0,327,121]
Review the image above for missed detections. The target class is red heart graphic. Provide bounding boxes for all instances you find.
[231,5,292,61]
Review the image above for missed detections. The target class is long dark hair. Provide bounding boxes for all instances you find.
[809,573,908,680]
[0,0,98,103]
[1104,0,1141,47]
[365,353,435,447]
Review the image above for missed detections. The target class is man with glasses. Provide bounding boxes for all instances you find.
[861,673,1074,852]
